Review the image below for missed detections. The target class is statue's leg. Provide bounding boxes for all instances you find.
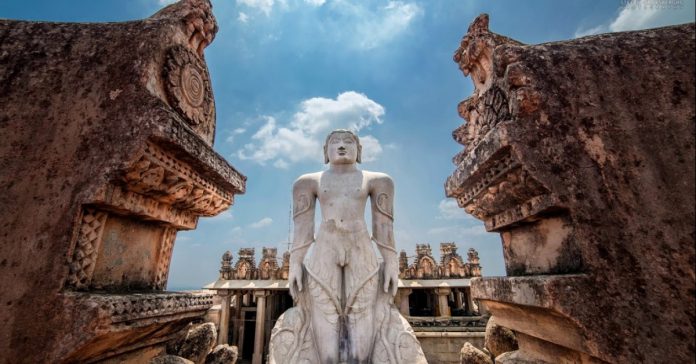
[345,262,379,362]
[305,260,341,363]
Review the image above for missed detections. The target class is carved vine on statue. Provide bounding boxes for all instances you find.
[268,129,427,364]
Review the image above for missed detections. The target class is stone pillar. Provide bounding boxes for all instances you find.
[454,288,463,310]
[435,288,451,317]
[252,290,268,364]
[465,287,475,315]
[396,288,412,316]
[218,290,232,345]
[232,290,242,345]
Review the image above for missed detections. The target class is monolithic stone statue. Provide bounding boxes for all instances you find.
[269,130,426,364]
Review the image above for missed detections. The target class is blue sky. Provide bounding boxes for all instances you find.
[2,0,693,289]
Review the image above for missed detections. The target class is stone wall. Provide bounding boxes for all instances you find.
[447,14,695,363]
[416,332,485,364]
[0,1,246,362]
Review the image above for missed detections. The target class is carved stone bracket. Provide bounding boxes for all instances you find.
[123,142,232,217]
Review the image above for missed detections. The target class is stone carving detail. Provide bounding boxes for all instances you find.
[219,251,233,280]
[123,142,233,217]
[107,293,213,323]
[67,208,109,289]
[154,227,177,290]
[259,247,279,279]
[164,45,215,129]
[453,85,511,157]
[100,184,198,229]
[375,192,394,220]
[235,248,256,279]
[293,194,311,218]
[399,243,482,279]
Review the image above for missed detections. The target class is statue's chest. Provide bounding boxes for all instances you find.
[317,176,368,203]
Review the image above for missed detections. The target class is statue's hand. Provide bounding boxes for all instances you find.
[383,260,399,296]
[288,263,303,299]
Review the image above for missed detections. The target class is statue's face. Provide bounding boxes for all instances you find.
[327,132,358,165]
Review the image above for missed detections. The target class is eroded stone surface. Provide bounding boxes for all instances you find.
[204,344,238,364]
[168,323,218,364]
[459,342,493,364]
[447,13,695,364]
[484,316,517,358]
[152,355,196,364]
[0,0,245,362]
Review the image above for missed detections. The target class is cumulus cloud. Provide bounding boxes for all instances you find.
[574,1,695,38]
[331,1,422,50]
[225,127,248,144]
[238,12,250,23]
[237,92,386,167]
[437,199,472,220]
[238,0,276,16]
[250,217,273,228]
[305,0,325,5]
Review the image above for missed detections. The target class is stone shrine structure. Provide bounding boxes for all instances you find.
[207,242,485,363]
[447,14,695,363]
[0,1,246,363]
[268,130,427,363]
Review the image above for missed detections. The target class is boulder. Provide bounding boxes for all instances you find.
[168,323,218,364]
[151,355,195,364]
[460,342,493,364]
[484,316,518,357]
[204,344,238,364]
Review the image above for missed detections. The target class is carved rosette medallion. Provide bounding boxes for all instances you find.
[164,45,214,132]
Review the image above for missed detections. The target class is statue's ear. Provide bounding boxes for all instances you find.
[324,144,329,164]
[356,145,362,164]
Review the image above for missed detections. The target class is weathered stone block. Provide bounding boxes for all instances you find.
[447,13,695,364]
[460,342,493,364]
[484,316,517,358]
[0,0,246,362]
[204,344,238,364]
[168,323,218,364]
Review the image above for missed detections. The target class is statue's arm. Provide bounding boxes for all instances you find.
[370,174,398,295]
[288,175,316,297]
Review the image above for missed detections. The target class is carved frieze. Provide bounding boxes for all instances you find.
[123,142,232,217]
[164,45,215,140]
[66,208,108,289]
[106,293,213,323]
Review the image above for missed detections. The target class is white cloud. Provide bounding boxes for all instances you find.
[225,127,248,144]
[206,210,234,222]
[237,92,386,167]
[250,217,273,228]
[349,1,422,50]
[305,0,325,6]
[238,0,275,16]
[238,12,249,23]
[437,199,472,220]
[158,0,176,5]
[574,1,695,38]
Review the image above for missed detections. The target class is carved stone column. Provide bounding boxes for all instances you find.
[217,290,232,345]
[252,290,269,364]
[454,288,463,310]
[435,288,451,317]
[464,287,475,315]
[396,288,412,316]
[232,290,242,345]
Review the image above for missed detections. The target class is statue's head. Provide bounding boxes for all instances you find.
[323,129,362,164]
